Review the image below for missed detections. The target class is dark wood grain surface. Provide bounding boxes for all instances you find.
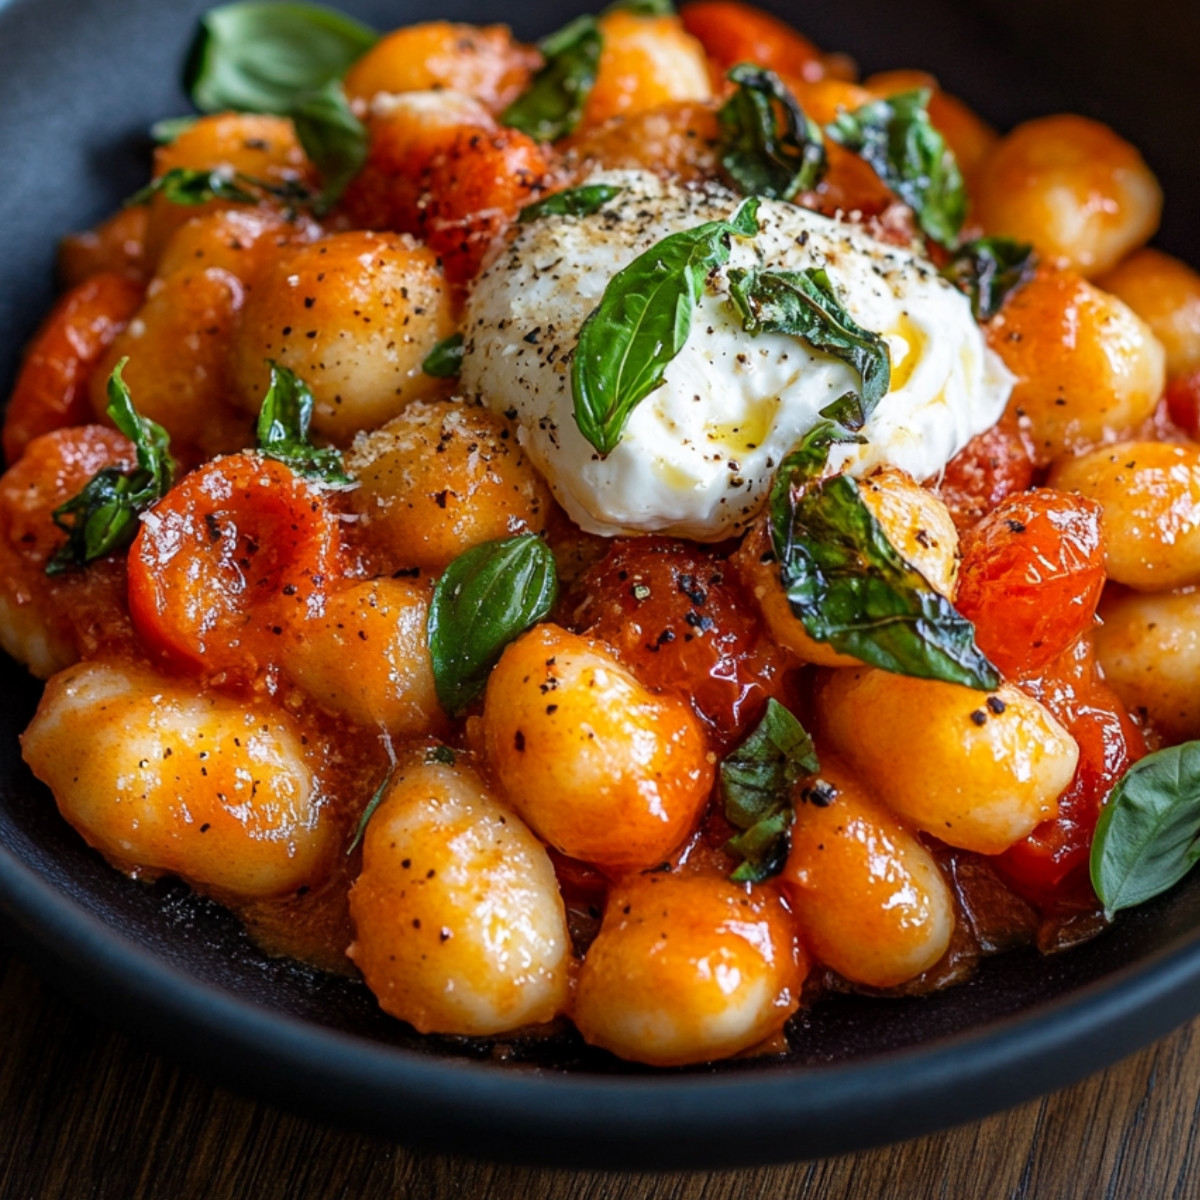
[2,939,1197,1199]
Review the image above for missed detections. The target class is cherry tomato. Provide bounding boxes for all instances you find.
[572,537,786,747]
[1165,367,1200,441]
[935,415,1035,533]
[955,489,1105,679]
[420,126,552,282]
[680,1,825,89]
[4,273,144,463]
[128,455,344,676]
[997,636,1146,902]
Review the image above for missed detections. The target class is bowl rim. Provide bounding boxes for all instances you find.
[6,832,1200,1170]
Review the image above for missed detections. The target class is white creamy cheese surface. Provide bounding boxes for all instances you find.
[460,170,1013,541]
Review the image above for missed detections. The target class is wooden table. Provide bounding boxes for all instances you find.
[2,940,1198,1199]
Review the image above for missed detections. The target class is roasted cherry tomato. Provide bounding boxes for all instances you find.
[4,272,144,464]
[955,489,1105,679]
[998,636,1146,902]
[680,0,826,89]
[935,415,1036,533]
[127,454,344,676]
[572,537,786,747]
[1165,368,1200,441]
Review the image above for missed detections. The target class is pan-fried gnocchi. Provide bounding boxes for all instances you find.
[4,0,1196,1069]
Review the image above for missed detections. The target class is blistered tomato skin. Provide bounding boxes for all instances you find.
[955,489,1106,680]
[572,871,805,1067]
[935,416,1036,533]
[127,455,344,677]
[3,273,144,463]
[999,637,1146,901]
[680,0,827,89]
[22,660,336,898]
[481,624,715,874]
[0,426,135,678]
[572,537,786,746]
[783,755,955,989]
[347,750,570,1037]
[818,670,1079,855]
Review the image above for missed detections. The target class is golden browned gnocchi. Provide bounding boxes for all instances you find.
[572,871,804,1066]
[22,659,336,897]
[347,747,570,1035]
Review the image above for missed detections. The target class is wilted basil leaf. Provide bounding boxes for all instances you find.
[256,361,353,486]
[722,699,818,883]
[46,360,174,576]
[572,197,760,455]
[519,184,623,222]
[1091,742,1200,918]
[185,1,377,115]
[422,333,465,378]
[770,450,999,688]
[728,266,890,431]
[125,167,262,208]
[289,78,368,210]
[718,64,827,201]
[427,535,559,715]
[500,15,602,143]
[942,236,1036,321]
[826,89,966,248]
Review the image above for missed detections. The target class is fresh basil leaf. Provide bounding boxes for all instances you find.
[826,89,966,249]
[519,184,623,223]
[728,266,890,431]
[572,197,761,455]
[500,15,602,143]
[718,64,827,201]
[290,78,368,210]
[125,167,262,208]
[770,456,999,688]
[46,360,174,576]
[941,236,1037,321]
[255,361,353,486]
[1090,742,1200,918]
[427,535,559,716]
[721,699,817,883]
[151,115,199,144]
[185,1,377,115]
[422,334,465,378]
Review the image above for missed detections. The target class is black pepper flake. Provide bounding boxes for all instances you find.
[676,575,707,606]
[1005,520,1026,534]
[970,709,988,726]
[987,696,1007,715]
[514,730,526,752]
[801,781,837,807]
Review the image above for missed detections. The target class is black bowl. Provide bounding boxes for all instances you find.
[3,0,1200,1171]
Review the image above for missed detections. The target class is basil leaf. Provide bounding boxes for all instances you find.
[1090,742,1200,918]
[125,167,262,208]
[941,237,1037,321]
[290,78,368,211]
[185,1,377,115]
[826,89,966,249]
[519,184,623,223]
[572,197,760,455]
[256,361,353,486]
[718,64,827,201]
[500,15,602,143]
[770,460,999,689]
[422,334,465,378]
[721,699,817,884]
[427,535,559,716]
[605,0,675,14]
[46,360,174,576]
[728,266,890,431]
[151,115,199,144]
